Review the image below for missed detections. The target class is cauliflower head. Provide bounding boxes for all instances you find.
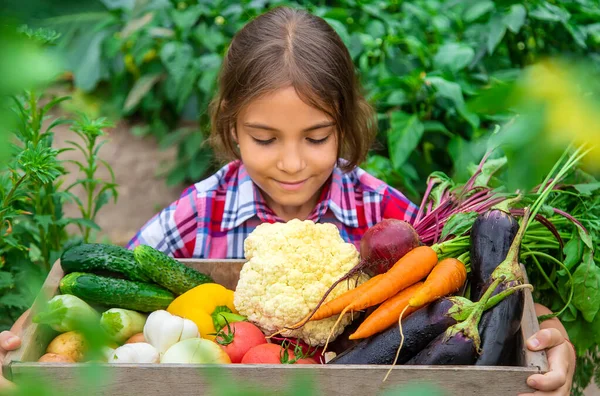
[233,219,369,346]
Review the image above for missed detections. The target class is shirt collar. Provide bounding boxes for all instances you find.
[220,161,359,231]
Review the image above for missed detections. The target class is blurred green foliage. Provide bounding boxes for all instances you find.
[0,26,119,332]
[36,0,600,198]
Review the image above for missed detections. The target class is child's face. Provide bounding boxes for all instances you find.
[235,86,338,220]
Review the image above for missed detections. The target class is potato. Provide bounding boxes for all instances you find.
[46,331,88,362]
[38,353,75,363]
[125,333,145,344]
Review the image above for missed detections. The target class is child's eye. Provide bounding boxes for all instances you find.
[252,137,275,146]
[307,136,330,145]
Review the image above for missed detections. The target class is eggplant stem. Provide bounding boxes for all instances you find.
[449,276,504,353]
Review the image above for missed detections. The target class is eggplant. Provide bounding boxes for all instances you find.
[407,275,505,366]
[472,208,531,366]
[476,286,524,366]
[470,208,519,300]
[406,331,476,365]
[329,297,473,365]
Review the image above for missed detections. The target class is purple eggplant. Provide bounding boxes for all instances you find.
[407,275,505,366]
[476,286,524,366]
[329,297,473,365]
[406,331,477,365]
[470,208,519,300]
[473,209,531,366]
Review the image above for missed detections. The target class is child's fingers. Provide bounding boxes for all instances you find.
[0,331,21,354]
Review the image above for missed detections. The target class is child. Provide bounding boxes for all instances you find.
[1,6,575,394]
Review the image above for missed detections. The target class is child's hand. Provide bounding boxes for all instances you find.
[0,330,21,390]
[519,304,576,396]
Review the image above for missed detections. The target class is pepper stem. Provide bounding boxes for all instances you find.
[211,306,247,333]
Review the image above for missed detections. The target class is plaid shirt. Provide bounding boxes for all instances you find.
[126,160,418,259]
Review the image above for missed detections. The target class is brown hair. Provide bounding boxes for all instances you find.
[209,6,376,171]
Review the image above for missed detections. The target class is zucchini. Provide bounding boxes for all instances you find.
[59,272,174,312]
[61,243,150,282]
[133,245,214,295]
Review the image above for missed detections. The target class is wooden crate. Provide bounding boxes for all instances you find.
[4,259,548,396]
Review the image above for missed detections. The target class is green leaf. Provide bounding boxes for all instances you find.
[324,18,350,45]
[123,73,163,113]
[423,121,452,137]
[34,214,54,233]
[503,4,527,33]
[433,43,475,73]
[0,271,14,292]
[487,13,507,54]
[573,182,600,196]
[564,238,584,270]
[463,1,495,22]
[468,157,508,187]
[386,90,407,106]
[387,111,424,170]
[529,3,570,22]
[426,77,464,108]
[93,189,112,217]
[571,253,600,323]
[71,30,110,92]
[0,292,30,310]
[171,5,204,32]
[366,20,386,38]
[160,42,193,85]
[441,212,479,240]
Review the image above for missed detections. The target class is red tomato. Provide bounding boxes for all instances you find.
[241,343,319,364]
[241,343,287,364]
[215,322,267,363]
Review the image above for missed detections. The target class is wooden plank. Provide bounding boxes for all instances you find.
[3,261,64,379]
[10,363,540,396]
[179,259,245,291]
[520,265,549,372]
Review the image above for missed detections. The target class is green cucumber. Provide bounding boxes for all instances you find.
[59,272,174,312]
[61,243,150,282]
[133,245,214,295]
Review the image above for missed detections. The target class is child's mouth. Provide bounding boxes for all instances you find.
[276,179,308,191]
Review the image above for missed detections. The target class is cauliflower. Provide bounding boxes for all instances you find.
[233,219,369,346]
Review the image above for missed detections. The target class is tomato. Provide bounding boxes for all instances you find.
[241,343,286,364]
[215,321,267,363]
[241,343,319,364]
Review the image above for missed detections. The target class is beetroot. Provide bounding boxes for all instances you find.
[360,219,421,275]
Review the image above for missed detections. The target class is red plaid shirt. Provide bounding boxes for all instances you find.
[127,160,417,259]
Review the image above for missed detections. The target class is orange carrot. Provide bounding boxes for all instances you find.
[345,246,438,312]
[408,257,467,308]
[349,281,424,340]
[322,246,438,350]
[267,274,384,339]
[384,257,467,382]
[310,274,384,322]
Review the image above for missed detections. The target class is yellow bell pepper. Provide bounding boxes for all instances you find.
[166,283,246,341]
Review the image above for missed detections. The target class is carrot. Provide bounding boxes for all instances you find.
[323,246,438,350]
[344,246,437,312]
[349,281,423,340]
[408,257,467,308]
[266,274,384,339]
[384,257,468,381]
[310,273,384,322]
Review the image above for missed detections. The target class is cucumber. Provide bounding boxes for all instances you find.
[61,243,151,282]
[133,245,214,295]
[59,272,174,312]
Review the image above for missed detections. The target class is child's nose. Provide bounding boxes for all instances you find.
[277,145,305,174]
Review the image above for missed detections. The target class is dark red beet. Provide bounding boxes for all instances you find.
[360,219,421,275]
